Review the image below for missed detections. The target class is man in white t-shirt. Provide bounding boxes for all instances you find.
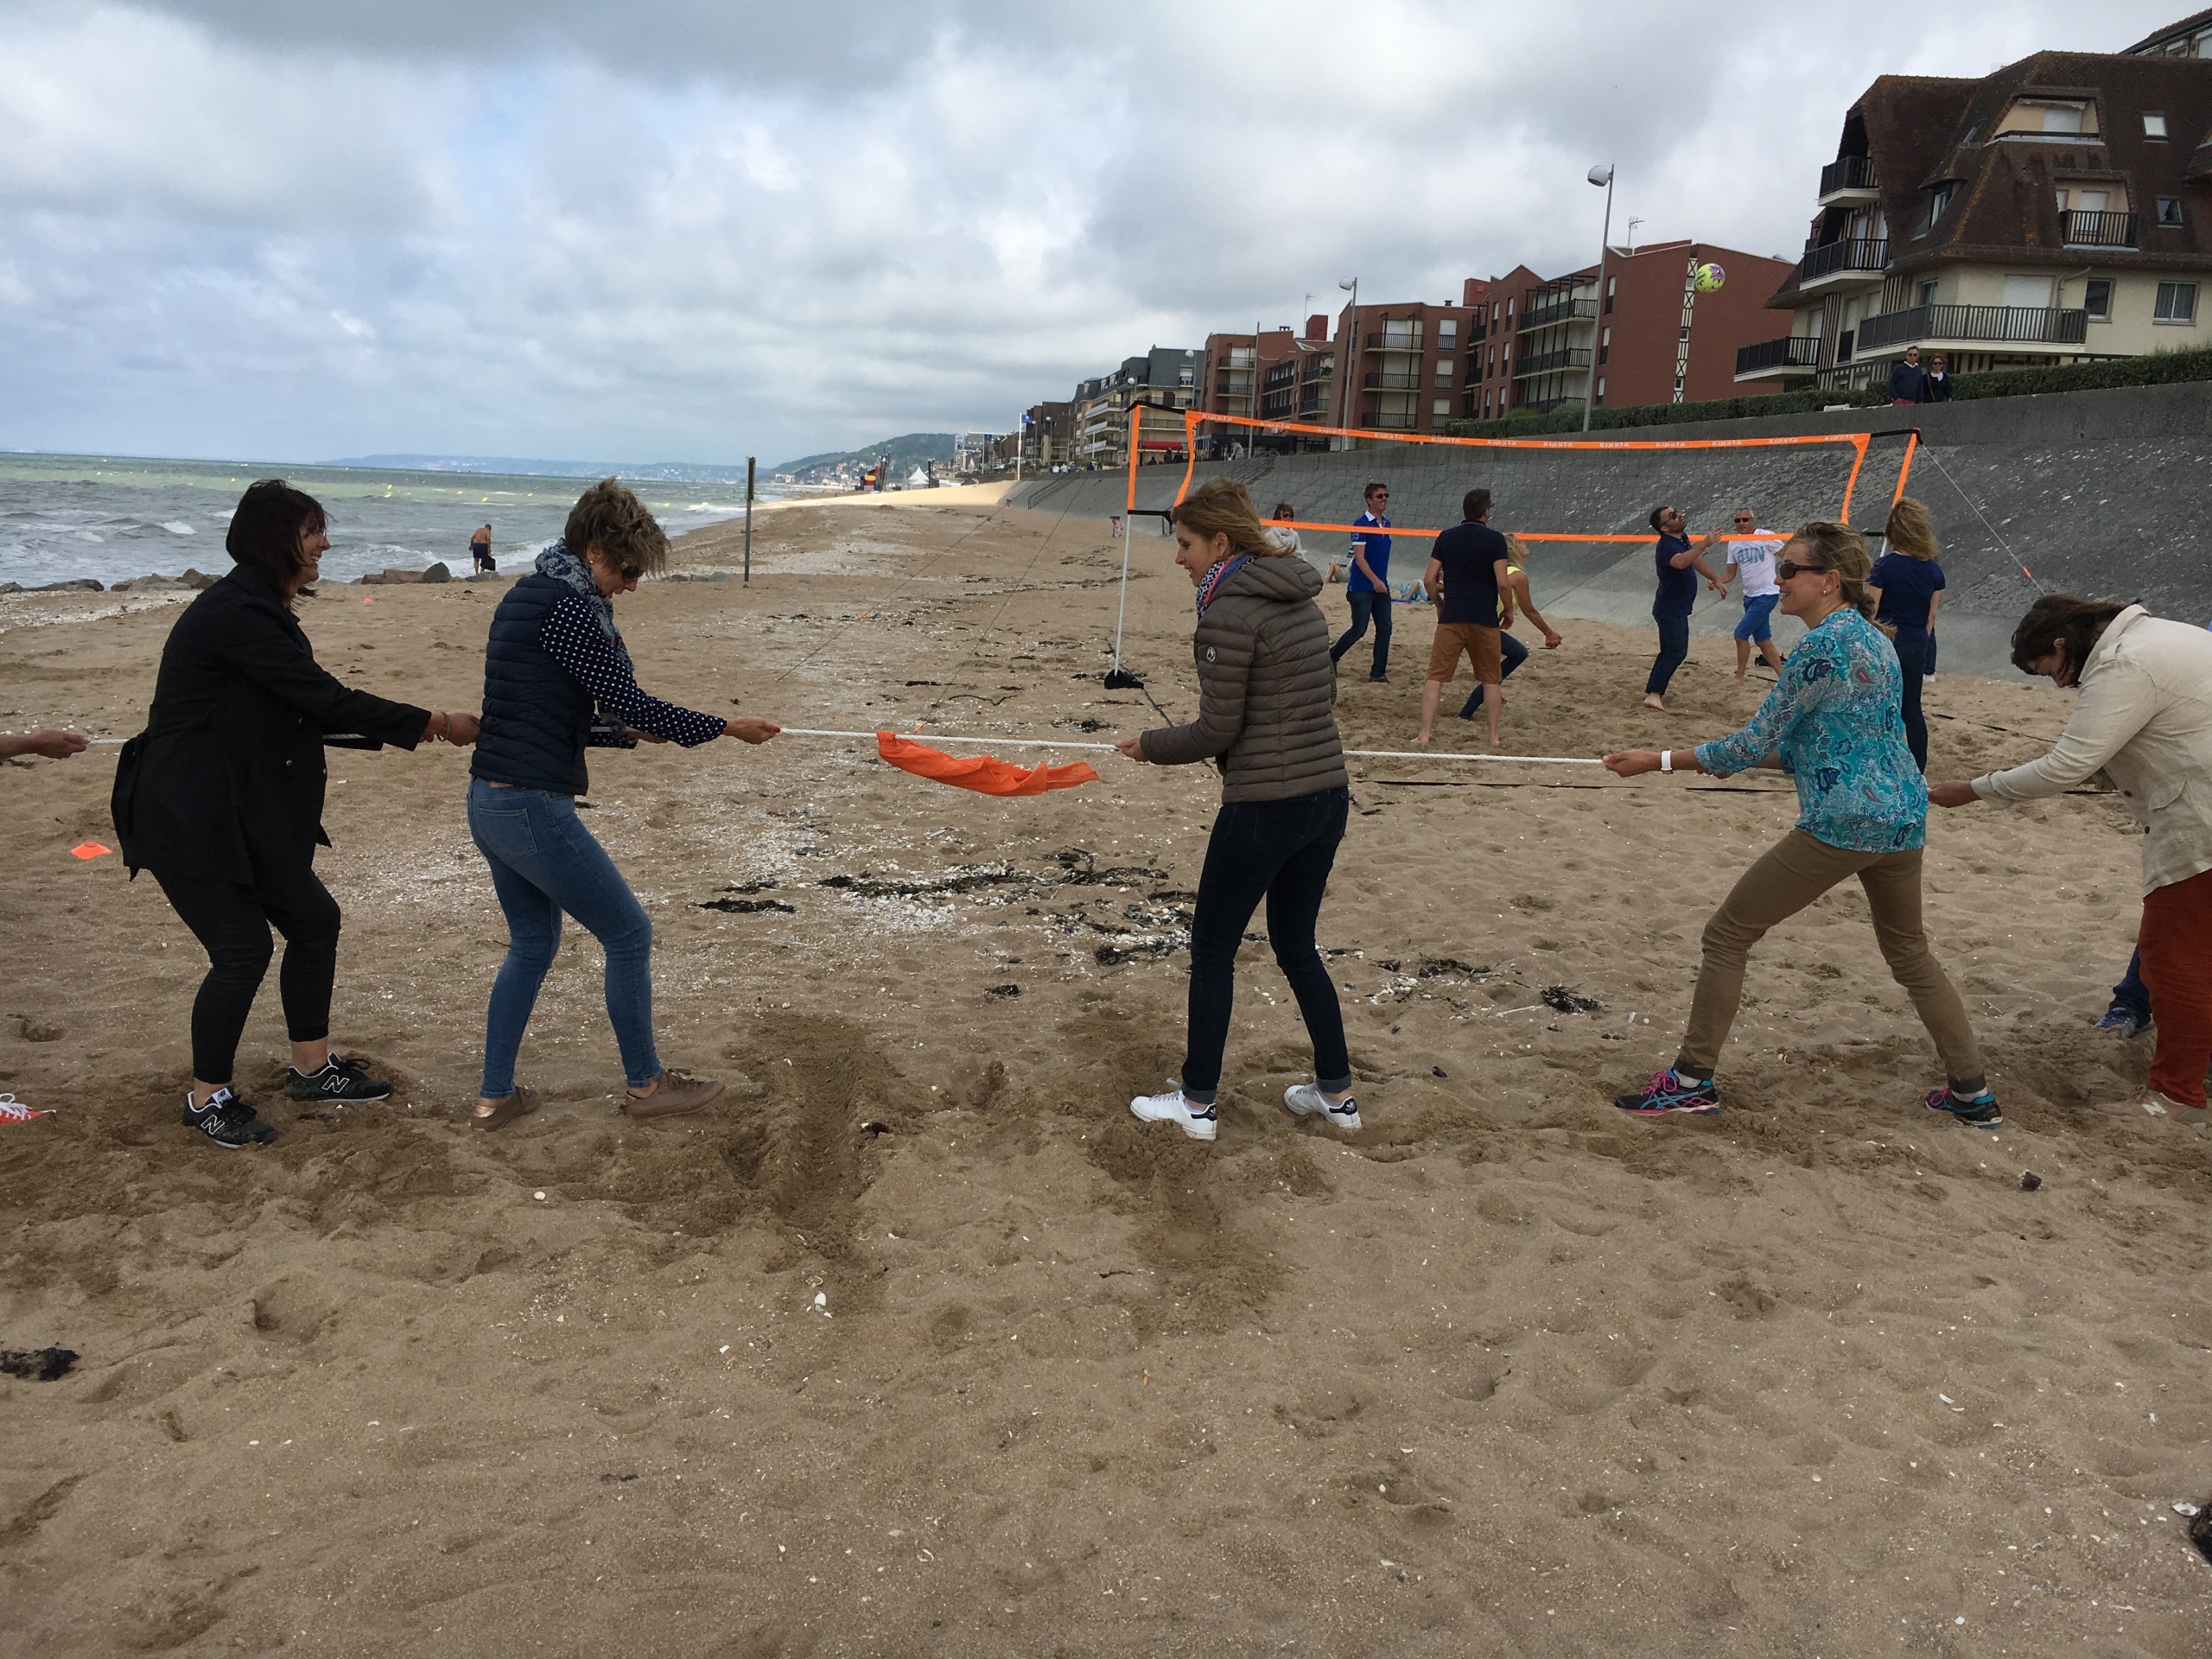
[1721,508,1786,679]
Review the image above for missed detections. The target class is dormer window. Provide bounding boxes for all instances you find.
[1995,97,2099,140]
[2144,112,2169,138]
[1915,181,1958,238]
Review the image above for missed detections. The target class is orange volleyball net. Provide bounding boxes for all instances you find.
[1125,406,1920,539]
[1103,407,1919,674]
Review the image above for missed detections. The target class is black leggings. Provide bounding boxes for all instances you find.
[155,867,342,1084]
[1180,788,1351,1103]
[1893,629,1929,772]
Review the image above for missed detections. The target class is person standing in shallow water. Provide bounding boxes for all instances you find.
[1603,521,1996,1128]
[1116,478,1356,1142]
[467,479,781,1129]
[470,523,495,574]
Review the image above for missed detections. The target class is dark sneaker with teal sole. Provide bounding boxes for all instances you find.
[182,1087,276,1148]
[1926,1084,2003,1129]
[286,1055,393,1102]
[1614,1069,1719,1117]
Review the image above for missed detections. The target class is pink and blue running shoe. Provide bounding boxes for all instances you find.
[1613,1069,1720,1117]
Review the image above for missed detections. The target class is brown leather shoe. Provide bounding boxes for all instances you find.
[621,1067,725,1120]
[474,1084,541,1131]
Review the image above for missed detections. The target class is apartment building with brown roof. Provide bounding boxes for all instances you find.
[1739,44,2212,389]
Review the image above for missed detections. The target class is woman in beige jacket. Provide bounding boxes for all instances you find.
[1930,596,2212,1118]
[1113,479,1353,1142]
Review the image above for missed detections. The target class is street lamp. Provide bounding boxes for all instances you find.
[1338,277,1357,437]
[1585,165,1614,433]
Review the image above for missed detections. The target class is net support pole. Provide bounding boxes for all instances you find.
[1890,429,1921,505]
[742,456,754,585]
[1838,434,1870,524]
[1111,404,1141,673]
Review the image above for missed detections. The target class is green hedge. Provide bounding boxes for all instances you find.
[1941,345,2212,400]
[1437,346,2212,438]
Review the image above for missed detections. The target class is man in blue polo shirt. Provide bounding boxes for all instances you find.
[1329,481,1394,683]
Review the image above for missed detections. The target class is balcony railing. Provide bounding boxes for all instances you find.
[1735,335,1824,374]
[1364,332,1424,351]
[1520,297,1597,331]
[1856,302,2088,352]
[1362,370,1425,390]
[1513,347,1592,378]
[2060,208,2139,247]
[1818,156,1878,197]
[1362,409,1419,429]
[1799,238,1889,281]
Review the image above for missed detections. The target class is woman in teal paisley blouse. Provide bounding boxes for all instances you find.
[1600,521,1996,1127]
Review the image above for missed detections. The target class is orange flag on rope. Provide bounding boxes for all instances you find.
[874,732,1098,797]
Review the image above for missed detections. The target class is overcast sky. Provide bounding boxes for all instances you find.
[0,0,2189,466]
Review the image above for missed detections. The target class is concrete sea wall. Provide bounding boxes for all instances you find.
[1006,381,2212,679]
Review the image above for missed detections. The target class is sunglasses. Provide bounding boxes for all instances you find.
[1776,559,1833,580]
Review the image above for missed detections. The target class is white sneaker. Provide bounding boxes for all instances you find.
[1284,1082,1362,1130]
[1129,1088,1217,1141]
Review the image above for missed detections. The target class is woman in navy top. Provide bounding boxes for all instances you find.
[467,480,781,1128]
[1866,497,1946,771]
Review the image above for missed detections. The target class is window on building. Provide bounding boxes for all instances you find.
[2143,112,2168,138]
[1434,359,1452,386]
[2083,278,2113,320]
[2157,197,2185,226]
[1916,280,1939,307]
[1505,297,1514,317]
[1438,318,1457,341]
[1605,276,1618,315]
[1596,378,1605,401]
[1433,399,1450,418]
[2154,281,2198,322]
[1996,98,2095,137]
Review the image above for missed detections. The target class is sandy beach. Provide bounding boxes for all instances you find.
[2,498,2207,1656]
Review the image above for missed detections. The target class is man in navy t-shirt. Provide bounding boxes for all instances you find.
[1417,488,1513,747]
[1329,482,1395,682]
[1641,505,1728,711]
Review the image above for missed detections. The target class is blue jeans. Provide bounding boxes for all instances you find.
[1892,628,1929,772]
[1180,788,1351,1103]
[467,778,659,1097]
[1459,627,1529,715]
[1331,588,1393,678]
[2109,946,2152,1024]
[1647,614,1691,695]
[1734,593,1778,642]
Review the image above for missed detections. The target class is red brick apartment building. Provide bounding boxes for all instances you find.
[1460,242,1796,420]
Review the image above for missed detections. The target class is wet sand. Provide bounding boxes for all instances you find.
[2,500,2208,1656]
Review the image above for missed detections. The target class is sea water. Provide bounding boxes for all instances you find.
[0,453,772,589]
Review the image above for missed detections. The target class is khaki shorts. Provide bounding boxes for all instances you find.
[1427,622,1502,683]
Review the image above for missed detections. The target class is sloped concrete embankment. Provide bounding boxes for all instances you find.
[1008,381,2212,679]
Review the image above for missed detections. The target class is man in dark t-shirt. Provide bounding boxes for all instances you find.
[1642,505,1727,711]
[1417,489,1513,747]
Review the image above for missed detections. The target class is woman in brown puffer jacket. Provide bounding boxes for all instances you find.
[1114,479,1355,1142]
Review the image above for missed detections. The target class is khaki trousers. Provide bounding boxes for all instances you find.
[1677,829,1985,1087]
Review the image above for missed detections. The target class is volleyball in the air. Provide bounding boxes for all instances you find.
[1694,262,1726,293]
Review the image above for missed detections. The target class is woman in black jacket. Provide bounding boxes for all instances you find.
[113,480,480,1149]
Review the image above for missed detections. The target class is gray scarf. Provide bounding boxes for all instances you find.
[536,539,619,643]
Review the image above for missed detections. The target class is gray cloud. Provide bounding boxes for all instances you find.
[0,1,2183,465]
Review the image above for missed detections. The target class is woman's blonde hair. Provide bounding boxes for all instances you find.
[1788,521,1878,621]
[1503,532,1528,563]
[1883,497,1941,563]
[1171,477,1285,556]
